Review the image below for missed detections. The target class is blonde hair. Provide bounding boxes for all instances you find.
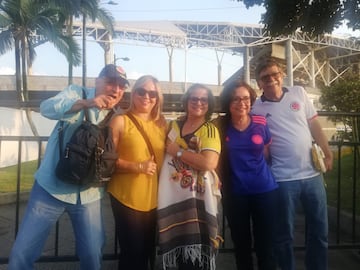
[128,75,164,121]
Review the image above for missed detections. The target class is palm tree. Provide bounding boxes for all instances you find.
[0,0,81,136]
[41,0,116,84]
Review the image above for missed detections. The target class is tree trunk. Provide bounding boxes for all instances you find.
[21,36,28,101]
[67,17,74,85]
[25,109,40,137]
[20,37,40,137]
[14,40,22,101]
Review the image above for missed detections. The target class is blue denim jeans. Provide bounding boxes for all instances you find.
[275,175,328,270]
[8,181,105,270]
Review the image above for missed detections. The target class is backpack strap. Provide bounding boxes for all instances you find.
[58,87,88,160]
[58,121,65,160]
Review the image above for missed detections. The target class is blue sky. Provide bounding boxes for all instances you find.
[0,0,358,85]
[0,0,264,85]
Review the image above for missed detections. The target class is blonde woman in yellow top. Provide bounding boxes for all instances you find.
[107,75,166,270]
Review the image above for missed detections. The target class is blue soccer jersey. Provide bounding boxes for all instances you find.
[225,114,278,195]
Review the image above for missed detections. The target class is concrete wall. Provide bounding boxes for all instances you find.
[0,75,223,95]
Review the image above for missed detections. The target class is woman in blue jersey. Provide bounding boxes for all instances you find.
[215,80,278,270]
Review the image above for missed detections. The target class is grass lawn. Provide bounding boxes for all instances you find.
[325,148,360,216]
[0,160,37,193]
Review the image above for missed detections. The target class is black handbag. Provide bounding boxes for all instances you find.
[55,89,118,186]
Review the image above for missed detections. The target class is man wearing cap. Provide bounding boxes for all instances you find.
[8,64,129,270]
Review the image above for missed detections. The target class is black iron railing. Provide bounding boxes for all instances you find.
[0,109,359,264]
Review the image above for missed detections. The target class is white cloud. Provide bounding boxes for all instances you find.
[0,66,15,75]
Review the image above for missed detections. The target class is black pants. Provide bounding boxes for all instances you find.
[110,195,157,270]
[223,190,278,270]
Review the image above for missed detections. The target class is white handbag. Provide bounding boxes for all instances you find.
[311,143,327,173]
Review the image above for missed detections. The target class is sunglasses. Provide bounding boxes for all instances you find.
[189,96,208,105]
[135,87,158,99]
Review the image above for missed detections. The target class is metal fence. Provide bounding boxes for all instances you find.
[0,110,359,265]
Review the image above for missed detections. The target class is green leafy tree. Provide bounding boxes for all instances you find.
[343,0,360,31]
[320,76,360,142]
[0,0,81,136]
[238,0,360,36]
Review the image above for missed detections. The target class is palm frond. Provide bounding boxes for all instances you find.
[0,29,14,54]
[94,7,115,36]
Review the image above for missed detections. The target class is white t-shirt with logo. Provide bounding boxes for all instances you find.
[252,86,320,182]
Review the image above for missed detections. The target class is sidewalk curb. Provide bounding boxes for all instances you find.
[0,193,358,239]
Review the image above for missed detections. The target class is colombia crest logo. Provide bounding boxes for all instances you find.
[251,134,263,145]
[290,101,300,111]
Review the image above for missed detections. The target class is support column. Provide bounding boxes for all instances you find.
[285,39,293,86]
[97,33,114,65]
[166,46,174,83]
[215,49,224,86]
[103,35,113,65]
[243,47,250,84]
[325,60,330,86]
[217,64,222,86]
[310,49,316,88]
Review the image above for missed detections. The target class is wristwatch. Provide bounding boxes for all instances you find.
[176,149,184,158]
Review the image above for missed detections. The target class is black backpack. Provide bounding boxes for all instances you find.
[55,89,118,186]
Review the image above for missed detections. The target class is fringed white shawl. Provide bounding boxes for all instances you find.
[157,153,222,270]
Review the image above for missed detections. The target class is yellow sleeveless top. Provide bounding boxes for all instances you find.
[107,114,166,211]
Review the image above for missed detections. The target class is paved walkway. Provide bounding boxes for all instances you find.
[0,193,359,269]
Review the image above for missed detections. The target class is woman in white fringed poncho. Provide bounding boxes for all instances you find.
[157,83,222,270]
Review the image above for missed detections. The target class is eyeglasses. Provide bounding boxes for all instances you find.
[135,87,158,99]
[189,96,208,105]
[231,96,251,104]
[260,71,281,82]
